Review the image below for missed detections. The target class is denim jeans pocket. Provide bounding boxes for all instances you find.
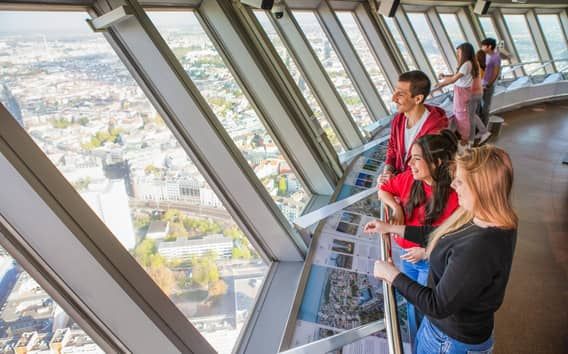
[467,347,493,354]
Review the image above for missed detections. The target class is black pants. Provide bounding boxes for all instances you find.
[480,85,495,126]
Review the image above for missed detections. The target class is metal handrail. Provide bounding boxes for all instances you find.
[526,60,555,77]
[500,58,568,80]
[279,320,386,354]
[380,205,404,354]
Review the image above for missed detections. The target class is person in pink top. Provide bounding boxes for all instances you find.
[470,50,491,146]
[434,43,479,148]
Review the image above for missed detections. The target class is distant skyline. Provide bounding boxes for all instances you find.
[0,11,207,35]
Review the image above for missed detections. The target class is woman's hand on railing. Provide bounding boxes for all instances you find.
[400,247,427,264]
[390,205,405,225]
[363,220,405,236]
[373,258,400,284]
[377,170,393,186]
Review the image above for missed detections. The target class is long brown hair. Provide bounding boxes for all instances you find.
[456,42,479,79]
[405,130,458,225]
[427,145,517,254]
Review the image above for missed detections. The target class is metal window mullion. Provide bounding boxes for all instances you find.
[427,8,458,71]
[275,7,365,150]
[236,6,344,179]
[396,8,437,80]
[316,0,388,121]
[493,9,524,76]
[0,119,185,353]
[0,217,126,354]
[526,9,554,74]
[458,7,481,46]
[560,10,568,40]
[236,261,304,354]
[354,3,402,92]
[198,0,335,195]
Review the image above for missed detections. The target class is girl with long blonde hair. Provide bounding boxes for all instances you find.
[364,145,517,354]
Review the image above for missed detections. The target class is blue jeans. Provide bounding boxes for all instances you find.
[401,258,429,348]
[416,317,494,354]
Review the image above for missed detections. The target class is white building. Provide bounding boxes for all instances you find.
[81,180,136,250]
[157,234,233,261]
[145,221,170,240]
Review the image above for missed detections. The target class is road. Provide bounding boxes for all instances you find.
[129,199,232,221]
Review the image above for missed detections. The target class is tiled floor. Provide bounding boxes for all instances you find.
[491,101,568,353]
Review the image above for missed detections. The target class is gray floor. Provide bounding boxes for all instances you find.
[491,101,568,354]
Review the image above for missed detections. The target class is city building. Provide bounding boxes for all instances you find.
[145,221,170,240]
[81,180,136,250]
[157,234,233,261]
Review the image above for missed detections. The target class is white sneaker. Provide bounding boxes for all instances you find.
[478,131,492,146]
[458,142,467,154]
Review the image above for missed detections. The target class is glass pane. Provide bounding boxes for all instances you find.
[504,14,542,74]
[253,11,344,153]
[383,16,417,70]
[0,243,104,352]
[293,11,374,133]
[439,13,466,49]
[407,13,451,77]
[336,11,393,112]
[479,17,498,40]
[537,14,568,62]
[0,11,268,354]
[148,11,310,223]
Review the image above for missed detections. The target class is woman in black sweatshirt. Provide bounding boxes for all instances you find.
[364,145,517,354]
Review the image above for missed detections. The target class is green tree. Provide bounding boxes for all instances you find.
[191,252,219,287]
[72,177,91,191]
[232,246,252,260]
[133,214,151,231]
[278,175,288,196]
[134,239,157,267]
[208,279,228,297]
[163,209,183,223]
[144,164,160,176]
[51,118,71,129]
[145,263,176,296]
[76,117,89,126]
[167,222,188,239]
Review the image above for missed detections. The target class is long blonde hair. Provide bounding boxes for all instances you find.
[427,145,518,254]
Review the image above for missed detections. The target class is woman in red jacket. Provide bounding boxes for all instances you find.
[378,130,459,344]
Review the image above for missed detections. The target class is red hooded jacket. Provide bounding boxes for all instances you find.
[385,104,448,174]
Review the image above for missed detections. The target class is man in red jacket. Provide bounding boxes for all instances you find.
[380,71,448,184]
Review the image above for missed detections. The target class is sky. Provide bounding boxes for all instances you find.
[0,11,202,35]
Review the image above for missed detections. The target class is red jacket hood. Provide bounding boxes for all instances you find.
[385,104,449,174]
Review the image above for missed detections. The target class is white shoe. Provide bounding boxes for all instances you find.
[478,131,492,146]
[458,142,468,154]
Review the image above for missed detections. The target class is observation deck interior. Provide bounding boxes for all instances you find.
[0,0,567,353]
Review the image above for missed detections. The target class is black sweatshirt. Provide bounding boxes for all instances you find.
[391,222,517,344]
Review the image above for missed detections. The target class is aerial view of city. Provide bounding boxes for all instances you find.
[2,6,565,354]
[0,10,279,353]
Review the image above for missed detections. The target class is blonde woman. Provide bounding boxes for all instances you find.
[364,145,517,354]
